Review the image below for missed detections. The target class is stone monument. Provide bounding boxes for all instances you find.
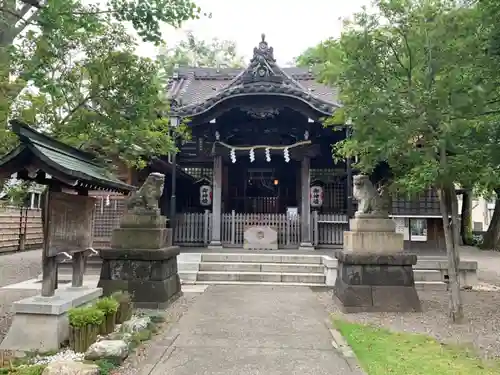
[244,226,278,250]
[334,175,421,312]
[98,173,181,309]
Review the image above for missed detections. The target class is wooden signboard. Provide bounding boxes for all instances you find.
[45,192,96,257]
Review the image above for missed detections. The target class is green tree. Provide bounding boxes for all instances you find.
[314,0,500,322]
[10,19,189,169]
[0,0,206,155]
[295,38,344,84]
[157,31,245,81]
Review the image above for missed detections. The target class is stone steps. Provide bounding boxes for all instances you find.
[55,252,460,291]
[414,269,442,282]
[200,253,323,264]
[179,252,450,290]
[197,270,326,284]
[198,262,324,274]
[192,279,447,291]
[193,253,325,286]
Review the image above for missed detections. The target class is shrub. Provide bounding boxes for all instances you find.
[95,297,119,316]
[68,306,105,328]
[94,359,120,375]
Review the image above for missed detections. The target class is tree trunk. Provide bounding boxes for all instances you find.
[450,189,462,246]
[438,186,464,323]
[460,189,472,245]
[480,189,500,250]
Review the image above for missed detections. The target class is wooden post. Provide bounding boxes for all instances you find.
[209,156,223,248]
[41,188,57,297]
[72,252,85,287]
[300,157,314,249]
[312,210,319,246]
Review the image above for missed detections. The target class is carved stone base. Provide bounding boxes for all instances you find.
[120,213,166,228]
[334,251,421,313]
[111,228,172,249]
[98,247,181,309]
[344,218,403,254]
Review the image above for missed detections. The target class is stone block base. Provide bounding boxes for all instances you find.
[98,247,182,309]
[343,230,403,253]
[120,213,167,229]
[111,228,172,249]
[349,217,396,232]
[334,251,421,313]
[0,287,102,352]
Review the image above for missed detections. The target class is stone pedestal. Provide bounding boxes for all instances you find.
[0,287,102,351]
[334,217,421,313]
[98,212,181,309]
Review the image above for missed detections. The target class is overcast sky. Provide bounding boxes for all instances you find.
[135,0,371,65]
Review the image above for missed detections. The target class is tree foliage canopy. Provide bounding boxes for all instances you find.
[0,0,208,167]
[156,31,245,80]
[300,0,500,196]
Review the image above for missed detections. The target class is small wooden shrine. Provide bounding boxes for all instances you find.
[0,119,135,296]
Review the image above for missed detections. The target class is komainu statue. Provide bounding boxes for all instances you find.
[126,172,165,214]
[353,175,390,218]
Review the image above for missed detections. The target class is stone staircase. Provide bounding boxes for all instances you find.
[55,251,478,291]
[177,252,452,290]
[179,253,326,286]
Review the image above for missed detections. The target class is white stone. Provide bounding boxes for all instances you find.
[42,361,99,375]
[121,316,151,333]
[322,257,338,287]
[32,349,84,365]
[243,226,278,250]
[84,340,129,361]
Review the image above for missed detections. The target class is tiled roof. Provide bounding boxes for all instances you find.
[167,35,340,118]
[0,120,135,193]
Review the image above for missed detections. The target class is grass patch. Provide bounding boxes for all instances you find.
[332,318,500,375]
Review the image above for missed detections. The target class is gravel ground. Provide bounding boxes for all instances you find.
[117,292,201,375]
[316,288,500,359]
[0,249,43,342]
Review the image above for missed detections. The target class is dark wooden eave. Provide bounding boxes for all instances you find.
[0,120,136,194]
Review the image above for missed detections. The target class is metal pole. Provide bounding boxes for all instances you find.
[169,150,177,230]
[345,125,354,226]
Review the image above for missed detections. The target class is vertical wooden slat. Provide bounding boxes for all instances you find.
[231,210,236,245]
[203,210,209,245]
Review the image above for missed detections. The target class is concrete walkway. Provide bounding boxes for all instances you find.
[144,285,363,375]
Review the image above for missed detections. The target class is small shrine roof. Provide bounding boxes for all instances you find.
[0,120,135,194]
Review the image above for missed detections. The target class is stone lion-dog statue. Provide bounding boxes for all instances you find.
[353,174,390,218]
[126,172,165,214]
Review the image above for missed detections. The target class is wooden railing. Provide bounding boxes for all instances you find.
[172,211,349,248]
[221,212,301,248]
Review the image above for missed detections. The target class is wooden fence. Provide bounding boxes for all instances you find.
[172,211,348,248]
[173,211,212,246]
[312,212,349,246]
[0,207,43,252]
[0,203,349,251]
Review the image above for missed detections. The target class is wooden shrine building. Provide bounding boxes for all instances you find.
[159,35,444,250]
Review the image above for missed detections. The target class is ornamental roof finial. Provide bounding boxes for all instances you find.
[252,33,275,63]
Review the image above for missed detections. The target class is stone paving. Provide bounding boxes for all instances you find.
[138,285,364,375]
